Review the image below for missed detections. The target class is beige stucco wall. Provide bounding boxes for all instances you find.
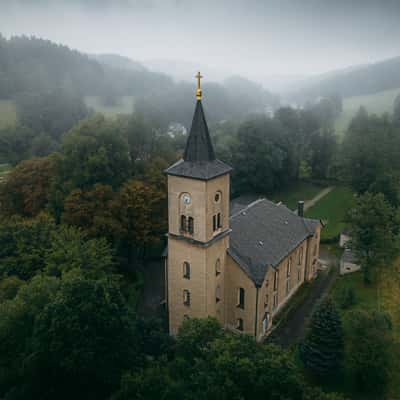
[167,174,230,243]
[225,254,257,336]
[167,173,230,335]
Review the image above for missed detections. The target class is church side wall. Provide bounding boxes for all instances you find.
[225,255,257,336]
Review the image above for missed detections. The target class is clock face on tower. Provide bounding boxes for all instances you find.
[182,194,191,205]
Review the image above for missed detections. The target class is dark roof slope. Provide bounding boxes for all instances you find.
[184,100,215,162]
[165,100,232,180]
[229,198,320,286]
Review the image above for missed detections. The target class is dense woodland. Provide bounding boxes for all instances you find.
[1,34,400,399]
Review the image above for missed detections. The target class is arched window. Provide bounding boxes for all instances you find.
[216,285,221,303]
[215,258,221,276]
[236,318,244,331]
[183,262,190,279]
[237,287,245,309]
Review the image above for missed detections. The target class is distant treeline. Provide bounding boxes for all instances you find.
[0,34,279,129]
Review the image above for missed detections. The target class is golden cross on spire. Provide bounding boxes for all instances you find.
[196,71,203,100]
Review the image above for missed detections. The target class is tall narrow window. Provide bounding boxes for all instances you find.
[297,267,301,282]
[216,285,221,303]
[273,270,279,291]
[183,290,191,306]
[236,318,244,331]
[298,247,303,265]
[188,217,194,234]
[217,213,222,228]
[237,287,245,309]
[287,257,292,277]
[273,293,278,310]
[180,215,187,232]
[215,258,221,276]
[183,262,190,279]
[213,215,217,231]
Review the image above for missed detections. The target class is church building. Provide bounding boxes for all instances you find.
[164,74,322,341]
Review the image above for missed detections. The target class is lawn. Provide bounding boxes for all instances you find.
[326,263,400,399]
[84,96,135,117]
[335,87,400,137]
[270,181,327,211]
[0,100,17,128]
[305,186,355,242]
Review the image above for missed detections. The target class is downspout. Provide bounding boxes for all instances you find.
[254,286,260,339]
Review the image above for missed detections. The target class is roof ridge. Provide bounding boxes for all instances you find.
[230,198,266,219]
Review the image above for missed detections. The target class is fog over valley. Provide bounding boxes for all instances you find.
[2,0,400,90]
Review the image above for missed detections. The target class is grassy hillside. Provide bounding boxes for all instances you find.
[84,96,135,117]
[335,87,400,135]
[0,100,17,128]
[305,186,355,241]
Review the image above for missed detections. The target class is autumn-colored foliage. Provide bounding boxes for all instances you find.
[0,157,55,218]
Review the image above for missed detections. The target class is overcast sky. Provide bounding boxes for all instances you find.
[2,0,400,79]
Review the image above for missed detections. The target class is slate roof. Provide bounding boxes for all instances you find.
[228,198,320,286]
[165,100,232,180]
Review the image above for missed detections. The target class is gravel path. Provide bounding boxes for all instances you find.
[304,186,334,211]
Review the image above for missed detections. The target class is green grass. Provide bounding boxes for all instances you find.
[270,181,327,210]
[305,186,355,241]
[335,87,400,136]
[0,100,17,129]
[84,96,135,117]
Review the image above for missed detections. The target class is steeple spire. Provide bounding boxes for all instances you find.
[165,71,232,180]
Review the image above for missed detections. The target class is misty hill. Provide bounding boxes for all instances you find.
[0,34,279,129]
[292,56,400,102]
[0,35,173,100]
[90,54,147,72]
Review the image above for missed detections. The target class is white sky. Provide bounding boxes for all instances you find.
[1,0,400,78]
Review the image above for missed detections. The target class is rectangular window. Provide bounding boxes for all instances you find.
[183,290,191,306]
[237,287,245,309]
[297,268,301,282]
[213,215,217,231]
[180,215,187,232]
[183,262,190,279]
[188,217,194,234]
[236,318,244,331]
[217,213,222,228]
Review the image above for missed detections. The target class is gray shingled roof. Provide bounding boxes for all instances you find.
[165,100,232,180]
[229,198,320,286]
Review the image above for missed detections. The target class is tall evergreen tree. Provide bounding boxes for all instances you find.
[300,297,344,377]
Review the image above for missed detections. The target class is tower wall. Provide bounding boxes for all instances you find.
[167,173,230,335]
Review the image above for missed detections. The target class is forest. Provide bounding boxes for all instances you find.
[1,23,400,400]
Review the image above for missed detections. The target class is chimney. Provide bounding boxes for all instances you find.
[298,201,304,217]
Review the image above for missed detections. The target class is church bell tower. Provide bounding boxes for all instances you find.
[165,73,232,335]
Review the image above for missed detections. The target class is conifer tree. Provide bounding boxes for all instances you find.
[300,297,344,377]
